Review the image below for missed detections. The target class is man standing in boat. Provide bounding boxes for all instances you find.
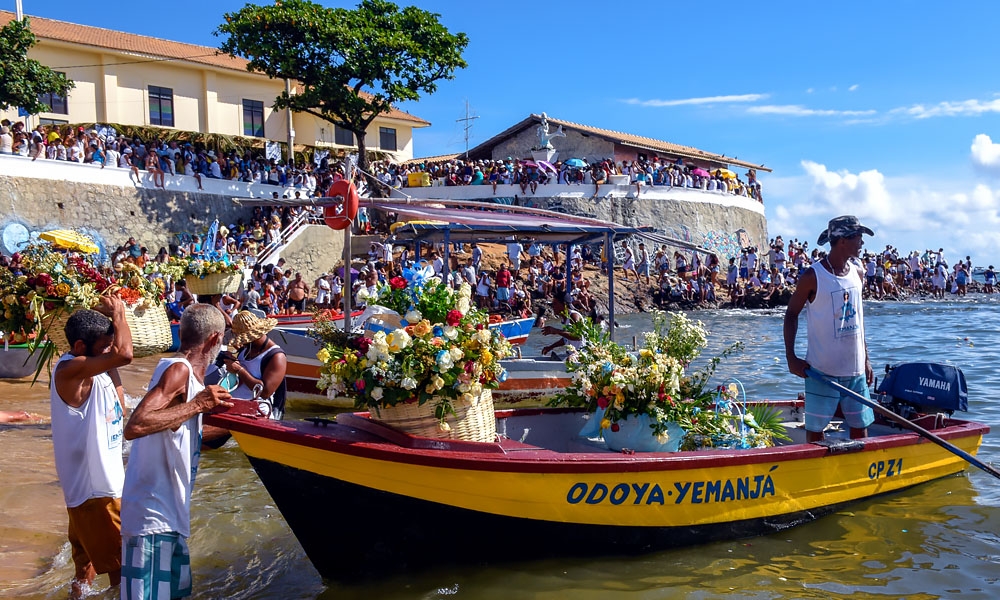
[784,215,875,443]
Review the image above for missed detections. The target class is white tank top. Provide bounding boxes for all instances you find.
[121,357,204,538]
[50,354,125,507]
[804,261,866,377]
[232,344,281,418]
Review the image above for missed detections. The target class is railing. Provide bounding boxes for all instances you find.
[254,208,321,266]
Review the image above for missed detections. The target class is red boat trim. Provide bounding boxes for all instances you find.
[206,409,989,475]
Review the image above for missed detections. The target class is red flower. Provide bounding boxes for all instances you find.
[446,310,463,326]
[390,276,407,290]
[36,273,53,287]
[597,396,609,409]
[610,423,620,433]
[354,337,371,353]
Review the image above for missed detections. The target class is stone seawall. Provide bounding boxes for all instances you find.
[0,175,257,257]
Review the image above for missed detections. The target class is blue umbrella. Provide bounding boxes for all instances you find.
[564,158,587,168]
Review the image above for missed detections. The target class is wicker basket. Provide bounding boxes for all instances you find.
[185,271,243,296]
[41,303,171,357]
[369,389,497,443]
[41,308,75,354]
[124,303,172,357]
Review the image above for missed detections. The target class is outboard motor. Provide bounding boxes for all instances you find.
[875,363,967,421]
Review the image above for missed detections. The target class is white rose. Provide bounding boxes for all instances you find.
[401,377,418,390]
[449,347,464,361]
[404,309,422,323]
[371,387,384,401]
[456,297,471,315]
[476,329,491,344]
[443,325,459,340]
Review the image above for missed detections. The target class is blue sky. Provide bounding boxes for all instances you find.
[13,0,1000,262]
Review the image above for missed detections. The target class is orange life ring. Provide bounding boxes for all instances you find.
[323,180,360,230]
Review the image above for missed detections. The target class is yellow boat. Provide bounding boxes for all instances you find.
[208,395,988,583]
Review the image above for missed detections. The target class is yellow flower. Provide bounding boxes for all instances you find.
[316,348,331,363]
[413,320,432,337]
[54,283,71,297]
[600,418,612,430]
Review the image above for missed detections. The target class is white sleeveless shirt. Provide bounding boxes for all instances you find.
[121,357,204,538]
[233,344,283,419]
[50,353,125,507]
[804,261,866,377]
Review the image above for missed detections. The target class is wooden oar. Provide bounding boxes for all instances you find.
[805,368,1000,481]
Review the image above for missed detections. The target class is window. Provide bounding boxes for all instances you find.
[379,127,397,151]
[38,118,69,126]
[148,86,174,127]
[242,99,265,137]
[334,125,354,146]
[38,72,68,114]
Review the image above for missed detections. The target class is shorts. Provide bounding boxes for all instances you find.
[67,496,122,579]
[804,371,875,433]
[496,287,511,302]
[122,532,192,600]
[739,267,748,279]
[637,262,649,276]
[289,297,306,312]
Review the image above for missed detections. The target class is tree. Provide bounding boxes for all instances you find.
[216,0,468,192]
[0,17,74,115]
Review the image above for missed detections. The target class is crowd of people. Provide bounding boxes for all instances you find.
[374,156,764,202]
[0,119,360,196]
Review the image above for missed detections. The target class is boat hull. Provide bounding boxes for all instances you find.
[0,346,46,379]
[211,408,988,582]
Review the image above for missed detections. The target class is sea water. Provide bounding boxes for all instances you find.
[1,298,998,599]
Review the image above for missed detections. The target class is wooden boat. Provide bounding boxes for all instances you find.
[271,324,568,406]
[0,343,46,378]
[207,401,989,583]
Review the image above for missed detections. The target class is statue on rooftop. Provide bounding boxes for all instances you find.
[535,113,566,150]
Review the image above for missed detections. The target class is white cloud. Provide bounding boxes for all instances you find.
[891,98,1000,119]
[805,88,814,94]
[622,94,768,107]
[763,162,1000,258]
[970,134,1000,170]
[746,105,876,117]
[848,84,859,92]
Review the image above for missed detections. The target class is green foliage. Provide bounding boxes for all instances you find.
[216,0,468,177]
[0,17,74,114]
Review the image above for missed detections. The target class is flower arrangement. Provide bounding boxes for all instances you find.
[0,244,165,343]
[548,310,783,451]
[160,256,243,280]
[313,278,512,423]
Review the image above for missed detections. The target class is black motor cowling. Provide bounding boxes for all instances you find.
[875,363,967,417]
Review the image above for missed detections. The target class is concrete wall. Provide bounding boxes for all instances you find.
[490,128,615,163]
[0,154,288,259]
[275,225,346,286]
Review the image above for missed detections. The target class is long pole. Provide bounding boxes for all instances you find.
[284,79,294,167]
[16,0,23,20]
[606,232,615,343]
[805,368,1000,481]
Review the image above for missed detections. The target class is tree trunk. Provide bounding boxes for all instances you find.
[352,128,383,198]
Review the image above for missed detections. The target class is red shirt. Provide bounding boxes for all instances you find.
[495,269,511,288]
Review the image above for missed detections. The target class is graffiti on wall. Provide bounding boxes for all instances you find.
[0,219,110,262]
[657,225,750,260]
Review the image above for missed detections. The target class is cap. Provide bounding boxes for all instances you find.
[817,215,874,246]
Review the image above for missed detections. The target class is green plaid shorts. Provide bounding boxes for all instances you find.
[121,532,192,599]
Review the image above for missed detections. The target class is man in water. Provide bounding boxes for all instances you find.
[51,298,133,599]
[784,215,875,443]
[120,305,233,599]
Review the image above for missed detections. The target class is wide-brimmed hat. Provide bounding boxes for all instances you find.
[229,311,278,349]
[817,215,874,246]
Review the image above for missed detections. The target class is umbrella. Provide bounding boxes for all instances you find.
[691,168,710,178]
[335,266,361,278]
[537,160,559,174]
[564,158,587,168]
[520,160,539,168]
[715,168,737,179]
[39,230,99,254]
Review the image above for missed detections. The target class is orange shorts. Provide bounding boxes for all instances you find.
[67,496,122,578]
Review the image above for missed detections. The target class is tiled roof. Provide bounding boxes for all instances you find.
[2,11,429,126]
[466,114,771,172]
[404,153,460,164]
[291,84,429,126]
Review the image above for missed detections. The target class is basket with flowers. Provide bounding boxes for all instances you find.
[548,310,784,452]
[0,244,170,361]
[162,256,244,295]
[313,276,513,442]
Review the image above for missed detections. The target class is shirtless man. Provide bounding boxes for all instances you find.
[286,272,310,314]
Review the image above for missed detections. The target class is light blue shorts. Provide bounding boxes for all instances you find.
[122,532,192,599]
[496,287,511,302]
[805,371,875,432]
